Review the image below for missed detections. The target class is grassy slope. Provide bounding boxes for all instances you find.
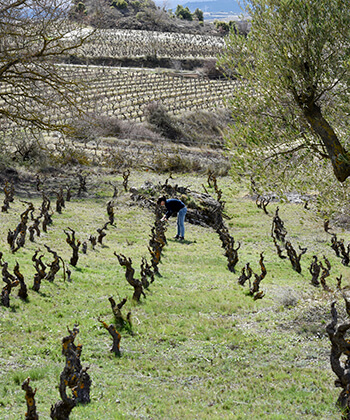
[0,171,348,419]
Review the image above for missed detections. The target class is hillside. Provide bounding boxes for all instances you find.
[71,0,219,34]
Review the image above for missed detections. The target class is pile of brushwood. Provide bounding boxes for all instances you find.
[130,179,224,229]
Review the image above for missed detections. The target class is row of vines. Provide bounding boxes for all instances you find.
[75,29,225,60]
[69,65,237,121]
[0,64,238,130]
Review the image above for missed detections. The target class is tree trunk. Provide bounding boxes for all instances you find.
[304,104,350,182]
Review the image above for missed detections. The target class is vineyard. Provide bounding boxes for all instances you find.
[2,14,350,420]
[74,29,225,60]
[69,65,237,121]
[0,64,237,131]
[0,169,346,420]
[0,26,235,135]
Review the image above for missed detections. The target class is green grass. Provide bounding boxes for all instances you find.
[0,172,347,419]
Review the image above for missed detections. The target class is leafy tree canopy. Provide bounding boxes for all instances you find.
[193,8,204,22]
[218,0,350,198]
[175,5,193,21]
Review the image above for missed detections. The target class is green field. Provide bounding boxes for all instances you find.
[0,170,348,419]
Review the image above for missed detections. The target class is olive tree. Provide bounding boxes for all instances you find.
[218,0,350,188]
[0,0,94,133]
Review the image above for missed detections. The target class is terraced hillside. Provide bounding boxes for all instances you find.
[77,29,224,60]
[1,64,237,130]
[71,65,236,121]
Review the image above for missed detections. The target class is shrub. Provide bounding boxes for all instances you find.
[193,8,203,22]
[12,138,45,164]
[117,120,164,142]
[130,0,141,10]
[175,109,232,148]
[2,129,49,167]
[75,1,87,14]
[68,114,122,141]
[51,141,92,166]
[214,20,240,35]
[175,5,192,21]
[95,115,122,137]
[153,151,197,173]
[198,59,226,79]
[207,161,231,176]
[277,288,299,309]
[144,101,182,141]
[102,146,132,168]
[111,0,128,9]
[214,20,230,33]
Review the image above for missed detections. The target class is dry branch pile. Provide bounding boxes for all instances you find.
[130,179,223,228]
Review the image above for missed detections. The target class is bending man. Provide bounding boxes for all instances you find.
[157,196,187,241]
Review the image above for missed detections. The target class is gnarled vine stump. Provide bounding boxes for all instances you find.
[22,377,39,420]
[331,234,341,257]
[122,169,130,192]
[255,194,270,214]
[2,180,15,213]
[238,262,252,286]
[337,275,343,290]
[148,205,167,275]
[271,207,287,242]
[8,204,33,253]
[14,261,28,300]
[107,201,115,225]
[55,187,65,214]
[98,318,121,356]
[249,252,266,300]
[324,219,332,234]
[1,260,19,307]
[108,296,129,329]
[326,298,350,419]
[216,223,240,273]
[114,253,145,301]
[32,251,47,292]
[40,193,52,233]
[320,257,332,292]
[331,235,350,266]
[89,235,97,250]
[97,223,109,245]
[140,257,154,288]
[208,172,225,209]
[50,325,91,420]
[272,234,287,259]
[44,245,64,282]
[29,217,41,242]
[64,227,81,267]
[77,174,87,197]
[285,241,307,273]
[309,255,321,287]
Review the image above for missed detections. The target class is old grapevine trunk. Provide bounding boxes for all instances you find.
[304,104,350,182]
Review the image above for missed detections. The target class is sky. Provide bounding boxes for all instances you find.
[154,0,242,12]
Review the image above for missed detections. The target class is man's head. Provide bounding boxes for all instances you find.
[157,196,166,206]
